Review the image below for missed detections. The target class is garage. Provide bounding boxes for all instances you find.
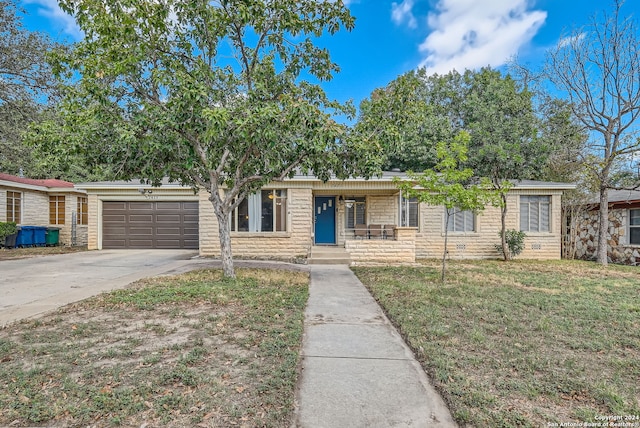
[102,201,199,249]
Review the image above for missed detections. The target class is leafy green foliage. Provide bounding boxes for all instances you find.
[494,229,526,259]
[33,0,383,276]
[394,131,500,281]
[463,68,545,183]
[359,67,547,260]
[0,221,17,241]
[0,1,61,176]
[357,71,453,171]
[359,67,547,178]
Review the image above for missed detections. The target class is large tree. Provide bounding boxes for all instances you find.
[464,68,546,260]
[359,67,547,259]
[41,0,383,277]
[357,69,462,171]
[0,0,58,175]
[546,0,640,266]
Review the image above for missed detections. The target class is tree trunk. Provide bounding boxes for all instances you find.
[441,209,450,282]
[211,200,236,278]
[596,186,609,266]
[500,193,510,261]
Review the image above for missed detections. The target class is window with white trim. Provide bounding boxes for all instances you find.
[520,195,550,232]
[630,209,640,245]
[447,208,475,232]
[400,196,418,227]
[231,189,287,232]
[6,191,21,223]
[345,197,366,229]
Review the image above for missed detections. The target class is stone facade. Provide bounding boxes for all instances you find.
[346,227,416,264]
[575,208,640,265]
[199,186,313,261]
[414,190,564,260]
[199,185,565,263]
[79,175,572,264]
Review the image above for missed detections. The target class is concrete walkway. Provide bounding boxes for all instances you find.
[294,265,457,428]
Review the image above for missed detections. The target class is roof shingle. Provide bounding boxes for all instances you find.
[0,173,75,189]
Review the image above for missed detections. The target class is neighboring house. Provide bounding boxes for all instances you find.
[574,189,640,265]
[78,174,574,264]
[0,172,88,246]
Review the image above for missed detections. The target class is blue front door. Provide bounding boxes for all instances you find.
[314,196,336,244]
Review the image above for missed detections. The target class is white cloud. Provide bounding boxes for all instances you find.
[557,32,585,49]
[23,0,83,39]
[391,0,417,29]
[407,0,547,74]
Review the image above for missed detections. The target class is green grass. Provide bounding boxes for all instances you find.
[0,268,308,427]
[353,259,640,427]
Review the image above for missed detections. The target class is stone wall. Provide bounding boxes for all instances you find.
[17,190,49,225]
[415,191,564,260]
[346,227,416,264]
[366,195,397,225]
[575,208,640,265]
[199,187,313,260]
[56,194,89,246]
[87,193,99,250]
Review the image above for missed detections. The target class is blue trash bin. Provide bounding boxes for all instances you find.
[33,226,46,246]
[16,226,34,247]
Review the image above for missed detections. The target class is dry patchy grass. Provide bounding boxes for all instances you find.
[0,268,308,427]
[353,259,640,427]
[0,246,87,261]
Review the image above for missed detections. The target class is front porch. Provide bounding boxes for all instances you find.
[307,225,417,265]
[311,189,418,264]
[344,226,417,264]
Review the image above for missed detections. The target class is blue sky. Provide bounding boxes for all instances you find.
[17,0,639,110]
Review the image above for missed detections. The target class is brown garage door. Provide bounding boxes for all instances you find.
[102,201,199,249]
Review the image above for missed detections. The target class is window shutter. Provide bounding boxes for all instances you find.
[520,197,529,231]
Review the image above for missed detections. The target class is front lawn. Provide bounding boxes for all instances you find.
[353,260,640,427]
[0,268,308,427]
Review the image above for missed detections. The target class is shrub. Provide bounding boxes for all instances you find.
[495,229,526,259]
[0,222,17,241]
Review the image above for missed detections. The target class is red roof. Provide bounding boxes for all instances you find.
[0,172,75,189]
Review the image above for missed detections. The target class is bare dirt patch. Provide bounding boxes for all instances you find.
[0,245,87,261]
[0,268,308,427]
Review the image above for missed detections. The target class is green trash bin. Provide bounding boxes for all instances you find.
[45,227,61,246]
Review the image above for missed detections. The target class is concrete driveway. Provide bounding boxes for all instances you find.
[0,249,205,326]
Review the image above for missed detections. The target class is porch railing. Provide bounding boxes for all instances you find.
[347,224,397,240]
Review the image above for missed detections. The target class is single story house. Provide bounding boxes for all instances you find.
[0,172,88,246]
[574,189,640,265]
[78,173,574,264]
